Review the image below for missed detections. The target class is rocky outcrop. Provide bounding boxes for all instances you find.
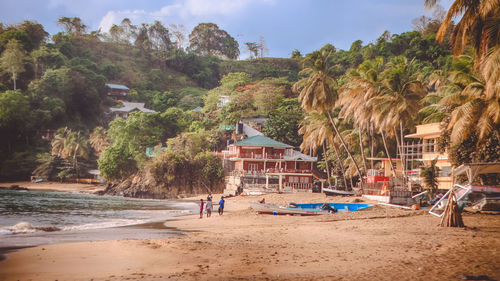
[100,169,224,199]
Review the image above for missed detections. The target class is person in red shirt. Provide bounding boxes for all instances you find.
[199,199,204,219]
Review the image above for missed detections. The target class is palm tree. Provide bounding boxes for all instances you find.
[425,0,500,67]
[439,55,500,144]
[339,57,386,173]
[368,56,426,180]
[299,112,349,189]
[51,127,70,157]
[90,126,109,157]
[51,128,90,178]
[293,50,363,180]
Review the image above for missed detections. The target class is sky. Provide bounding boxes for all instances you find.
[0,0,451,59]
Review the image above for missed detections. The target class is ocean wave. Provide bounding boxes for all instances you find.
[0,221,61,235]
[0,209,192,235]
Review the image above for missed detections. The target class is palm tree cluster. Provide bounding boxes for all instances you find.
[424,0,500,146]
[51,127,90,176]
[295,0,499,188]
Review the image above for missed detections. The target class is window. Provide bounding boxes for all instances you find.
[300,177,309,183]
[248,163,258,171]
[440,166,451,177]
[426,139,435,153]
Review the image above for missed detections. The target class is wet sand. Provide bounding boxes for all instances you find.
[1,192,499,281]
[0,181,105,193]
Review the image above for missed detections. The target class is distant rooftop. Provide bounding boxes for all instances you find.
[232,135,293,148]
[110,102,155,113]
[106,83,130,90]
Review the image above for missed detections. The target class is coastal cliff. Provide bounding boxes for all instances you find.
[101,169,225,199]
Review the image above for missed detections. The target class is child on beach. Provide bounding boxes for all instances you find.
[218,196,225,215]
[206,197,213,218]
[200,199,204,219]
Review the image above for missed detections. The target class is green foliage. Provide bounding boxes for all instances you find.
[188,23,239,59]
[194,152,223,188]
[1,39,27,90]
[263,98,303,147]
[420,159,440,196]
[166,48,221,88]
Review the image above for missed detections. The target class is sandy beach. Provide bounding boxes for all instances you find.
[1,190,499,281]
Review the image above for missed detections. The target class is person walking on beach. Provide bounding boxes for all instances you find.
[218,196,225,215]
[199,199,204,219]
[206,196,213,218]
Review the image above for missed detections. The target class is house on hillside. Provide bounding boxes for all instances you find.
[215,135,318,195]
[109,102,155,120]
[106,83,130,100]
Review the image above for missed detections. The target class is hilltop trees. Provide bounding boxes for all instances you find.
[188,23,239,59]
[1,39,26,90]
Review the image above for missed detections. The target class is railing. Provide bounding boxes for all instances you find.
[367,169,386,177]
[237,153,284,159]
[265,168,312,174]
[284,182,312,192]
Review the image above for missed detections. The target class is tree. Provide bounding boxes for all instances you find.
[257,36,269,58]
[420,159,440,197]
[0,90,29,153]
[188,23,239,59]
[425,0,500,68]
[291,49,302,59]
[90,126,109,157]
[0,39,26,90]
[338,57,387,174]
[245,42,259,59]
[371,57,426,181]
[263,98,303,147]
[292,49,363,179]
[169,24,187,49]
[57,17,87,36]
[438,55,500,145]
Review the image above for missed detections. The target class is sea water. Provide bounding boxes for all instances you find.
[0,189,198,249]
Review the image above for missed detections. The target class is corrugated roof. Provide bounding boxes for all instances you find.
[233,135,293,148]
[106,83,130,90]
[110,102,155,113]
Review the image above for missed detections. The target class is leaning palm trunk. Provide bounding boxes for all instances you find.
[326,111,364,184]
[322,142,332,188]
[393,127,404,186]
[331,141,349,190]
[370,123,374,170]
[380,130,396,177]
[358,125,368,175]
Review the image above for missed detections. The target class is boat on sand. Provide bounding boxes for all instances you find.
[323,187,355,196]
[250,201,373,216]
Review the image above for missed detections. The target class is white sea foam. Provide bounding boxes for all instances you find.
[0,209,192,235]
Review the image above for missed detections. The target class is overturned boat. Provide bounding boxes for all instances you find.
[250,201,374,216]
[323,187,355,196]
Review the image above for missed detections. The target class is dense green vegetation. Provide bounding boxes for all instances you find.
[1,0,498,193]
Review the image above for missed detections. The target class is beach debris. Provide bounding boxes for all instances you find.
[439,188,465,227]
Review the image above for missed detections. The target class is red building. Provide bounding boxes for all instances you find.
[217,135,317,195]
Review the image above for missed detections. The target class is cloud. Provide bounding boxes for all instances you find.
[98,0,274,32]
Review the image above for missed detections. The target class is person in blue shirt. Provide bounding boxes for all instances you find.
[218,196,225,215]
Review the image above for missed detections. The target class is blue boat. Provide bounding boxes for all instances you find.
[250,201,374,216]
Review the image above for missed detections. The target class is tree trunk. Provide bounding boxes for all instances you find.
[331,141,348,190]
[381,130,396,177]
[326,111,364,181]
[370,123,374,170]
[13,72,17,90]
[359,124,368,175]
[322,142,332,188]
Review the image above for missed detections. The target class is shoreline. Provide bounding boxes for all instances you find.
[0,181,106,194]
[1,189,499,280]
